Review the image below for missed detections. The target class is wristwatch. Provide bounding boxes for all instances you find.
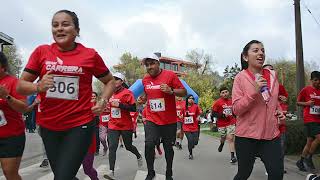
[5,95,12,101]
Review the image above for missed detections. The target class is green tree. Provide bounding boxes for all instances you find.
[221,63,241,91]
[2,45,22,77]
[113,52,145,85]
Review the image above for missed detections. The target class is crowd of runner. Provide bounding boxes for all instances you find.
[0,9,320,180]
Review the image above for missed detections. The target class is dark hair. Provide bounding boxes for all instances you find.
[311,71,320,80]
[92,92,98,97]
[241,40,263,70]
[219,86,229,93]
[185,94,194,116]
[54,10,80,34]
[263,64,273,69]
[0,52,9,72]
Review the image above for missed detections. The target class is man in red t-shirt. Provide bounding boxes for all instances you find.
[212,87,237,164]
[175,96,185,149]
[296,71,320,172]
[142,53,187,180]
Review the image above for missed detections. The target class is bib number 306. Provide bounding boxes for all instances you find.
[46,75,79,100]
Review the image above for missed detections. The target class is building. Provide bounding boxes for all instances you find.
[0,32,14,52]
[158,56,199,77]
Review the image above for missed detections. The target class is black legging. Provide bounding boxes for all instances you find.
[107,129,141,171]
[40,120,95,180]
[233,136,283,180]
[144,121,177,177]
[185,131,199,155]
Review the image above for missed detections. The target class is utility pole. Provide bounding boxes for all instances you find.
[294,0,305,120]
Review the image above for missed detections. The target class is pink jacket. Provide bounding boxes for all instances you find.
[232,69,281,140]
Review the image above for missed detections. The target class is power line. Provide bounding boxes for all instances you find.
[301,0,320,29]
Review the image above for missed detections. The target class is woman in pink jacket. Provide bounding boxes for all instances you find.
[232,40,286,180]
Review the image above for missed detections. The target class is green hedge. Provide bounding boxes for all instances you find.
[285,120,306,154]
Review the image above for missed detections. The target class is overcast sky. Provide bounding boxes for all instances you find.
[0,0,319,74]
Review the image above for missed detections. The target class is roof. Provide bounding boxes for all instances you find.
[0,32,14,45]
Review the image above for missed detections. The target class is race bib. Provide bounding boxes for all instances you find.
[310,106,320,115]
[223,108,232,116]
[111,108,121,118]
[101,114,110,122]
[184,116,194,124]
[149,98,165,112]
[0,110,7,127]
[46,75,79,100]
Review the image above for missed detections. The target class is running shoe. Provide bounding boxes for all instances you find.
[296,159,307,172]
[39,159,49,168]
[145,171,156,180]
[218,142,224,152]
[137,157,143,167]
[103,170,115,180]
[306,174,318,180]
[189,154,193,160]
[303,157,316,172]
[230,157,237,164]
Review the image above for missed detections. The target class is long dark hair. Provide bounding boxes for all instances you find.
[240,40,263,70]
[185,94,194,116]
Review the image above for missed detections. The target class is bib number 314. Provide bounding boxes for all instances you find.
[46,75,79,100]
[149,98,165,112]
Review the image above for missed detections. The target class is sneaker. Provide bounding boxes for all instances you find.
[39,159,49,168]
[218,143,224,152]
[137,157,143,167]
[230,157,237,164]
[296,159,307,172]
[103,170,115,180]
[189,154,193,160]
[306,174,318,180]
[145,171,155,180]
[303,157,316,172]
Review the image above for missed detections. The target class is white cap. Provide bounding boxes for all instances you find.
[143,52,161,62]
[113,72,125,81]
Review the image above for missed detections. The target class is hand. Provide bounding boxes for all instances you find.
[160,84,172,94]
[275,110,286,124]
[38,71,54,92]
[255,77,267,92]
[0,85,9,99]
[306,99,315,106]
[111,101,119,107]
[33,99,40,106]
[279,95,287,102]
[91,100,106,115]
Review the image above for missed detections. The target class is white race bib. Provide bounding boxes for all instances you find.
[149,98,165,112]
[184,116,194,124]
[111,108,121,118]
[0,110,7,127]
[46,75,79,100]
[101,114,110,122]
[223,108,232,116]
[310,106,320,115]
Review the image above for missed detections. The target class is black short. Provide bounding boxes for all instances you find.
[304,122,320,138]
[0,134,25,158]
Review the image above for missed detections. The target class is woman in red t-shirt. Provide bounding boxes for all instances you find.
[0,52,29,180]
[182,95,201,160]
[16,10,115,180]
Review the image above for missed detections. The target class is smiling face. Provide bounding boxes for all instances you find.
[52,12,79,51]
[243,43,265,70]
[144,59,160,77]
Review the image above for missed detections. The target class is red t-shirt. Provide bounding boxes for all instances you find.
[182,104,201,132]
[0,75,26,138]
[108,88,135,130]
[143,70,185,125]
[176,100,185,122]
[212,98,236,128]
[297,86,320,123]
[25,43,109,131]
[99,104,110,127]
[278,84,288,133]
[130,112,138,131]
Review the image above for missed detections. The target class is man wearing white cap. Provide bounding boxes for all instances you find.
[104,72,143,180]
[142,53,187,180]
